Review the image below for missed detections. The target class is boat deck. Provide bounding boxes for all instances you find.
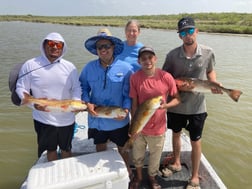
[74,112,226,189]
[21,112,226,189]
[131,163,190,189]
[128,135,225,189]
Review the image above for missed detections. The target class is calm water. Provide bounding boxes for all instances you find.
[0,22,251,189]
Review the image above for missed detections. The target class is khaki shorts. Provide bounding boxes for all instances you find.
[132,133,165,177]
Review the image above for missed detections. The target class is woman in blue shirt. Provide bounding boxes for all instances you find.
[117,20,144,72]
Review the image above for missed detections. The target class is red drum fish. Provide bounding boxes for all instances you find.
[122,96,163,153]
[94,106,127,119]
[22,93,87,112]
[175,77,242,102]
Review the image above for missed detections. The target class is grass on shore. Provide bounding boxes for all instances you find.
[1,13,252,34]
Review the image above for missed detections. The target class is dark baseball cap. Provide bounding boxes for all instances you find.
[177,17,195,32]
[138,46,156,58]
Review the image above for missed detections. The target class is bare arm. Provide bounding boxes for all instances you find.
[128,97,139,138]
[160,93,180,109]
[207,70,217,82]
[207,70,223,94]
[131,97,138,118]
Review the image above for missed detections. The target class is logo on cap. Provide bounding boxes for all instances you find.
[178,17,195,32]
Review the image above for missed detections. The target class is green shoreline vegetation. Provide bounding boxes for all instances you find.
[1,13,252,34]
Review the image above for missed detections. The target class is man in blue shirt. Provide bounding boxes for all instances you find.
[79,28,133,178]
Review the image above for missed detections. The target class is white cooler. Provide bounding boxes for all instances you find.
[26,150,129,189]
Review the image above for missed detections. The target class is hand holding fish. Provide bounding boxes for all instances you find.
[159,102,173,109]
[34,102,50,112]
[209,81,223,94]
[159,93,180,110]
[113,109,128,120]
[159,102,172,110]
[128,132,140,141]
[86,102,97,116]
[158,99,165,109]
[176,79,195,91]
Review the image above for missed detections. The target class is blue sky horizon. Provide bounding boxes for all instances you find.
[1,0,252,16]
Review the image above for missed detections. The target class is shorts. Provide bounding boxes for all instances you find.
[34,120,75,157]
[132,134,165,177]
[167,112,208,141]
[88,124,129,147]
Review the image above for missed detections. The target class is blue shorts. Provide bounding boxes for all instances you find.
[167,112,208,141]
[34,120,75,157]
[88,124,129,147]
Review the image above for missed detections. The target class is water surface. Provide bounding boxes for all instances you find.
[0,22,251,189]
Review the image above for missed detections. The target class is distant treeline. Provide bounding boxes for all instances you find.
[1,13,252,34]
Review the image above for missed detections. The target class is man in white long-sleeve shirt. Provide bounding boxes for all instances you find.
[16,32,82,161]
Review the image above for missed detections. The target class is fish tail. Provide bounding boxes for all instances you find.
[121,139,133,154]
[227,89,243,102]
[22,92,31,105]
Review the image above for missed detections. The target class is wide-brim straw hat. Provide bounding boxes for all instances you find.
[84,28,124,56]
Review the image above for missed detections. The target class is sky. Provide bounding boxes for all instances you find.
[1,0,252,16]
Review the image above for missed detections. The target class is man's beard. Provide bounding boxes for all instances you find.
[184,39,194,46]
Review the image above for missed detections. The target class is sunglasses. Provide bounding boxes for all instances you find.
[179,28,195,38]
[96,43,113,50]
[47,40,64,49]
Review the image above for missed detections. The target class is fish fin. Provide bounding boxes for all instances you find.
[121,140,133,154]
[228,89,243,102]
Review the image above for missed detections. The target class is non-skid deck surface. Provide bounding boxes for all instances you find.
[131,163,191,189]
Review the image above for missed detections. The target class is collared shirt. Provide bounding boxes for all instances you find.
[79,58,133,131]
[163,44,215,114]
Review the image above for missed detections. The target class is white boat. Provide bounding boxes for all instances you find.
[20,111,227,189]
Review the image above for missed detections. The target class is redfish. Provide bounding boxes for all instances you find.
[94,106,127,119]
[122,96,163,153]
[22,93,87,112]
[175,77,242,102]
